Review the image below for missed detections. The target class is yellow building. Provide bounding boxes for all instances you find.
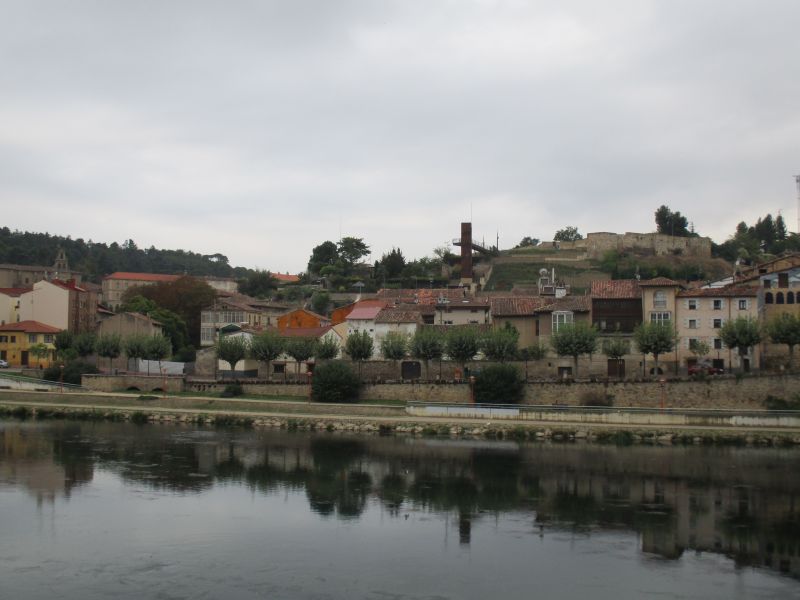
[0,320,60,368]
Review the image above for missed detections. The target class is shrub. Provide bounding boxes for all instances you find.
[473,364,524,404]
[221,382,244,398]
[579,390,614,407]
[764,395,800,410]
[311,362,361,403]
[42,360,100,385]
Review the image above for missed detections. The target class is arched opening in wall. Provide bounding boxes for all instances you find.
[777,292,785,304]
[765,292,774,304]
[788,292,795,304]
[151,387,164,393]
[126,386,141,391]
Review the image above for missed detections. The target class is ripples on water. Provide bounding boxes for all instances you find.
[0,419,798,599]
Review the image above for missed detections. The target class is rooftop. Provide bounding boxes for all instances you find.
[591,279,642,299]
[104,272,182,283]
[0,320,61,334]
[678,286,758,298]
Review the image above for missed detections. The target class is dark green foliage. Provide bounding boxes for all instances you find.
[221,382,244,398]
[249,330,284,376]
[310,291,331,315]
[481,325,519,362]
[551,322,598,377]
[145,335,172,363]
[766,313,800,366]
[314,335,340,360]
[375,247,406,280]
[380,331,408,361]
[54,330,74,357]
[520,343,548,361]
[553,226,583,242]
[173,345,197,363]
[42,360,99,385]
[73,332,97,358]
[579,390,614,407]
[601,338,630,360]
[764,395,800,410]
[473,364,525,404]
[445,327,480,366]
[216,335,249,373]
[120,295,189,351]
[714,213,794,261]
[0,228,255,282]
[633,322,677,373]
[654,205,691,237]
[95,333,122,369]
[345,330,374,362]
[311,362,361,403]
[130,411,149,424]
[719,317,762,361]
[307,240,339,275]
[237,270,277,298]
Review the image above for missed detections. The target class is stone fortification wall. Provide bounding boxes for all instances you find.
[83,374,185,393]
[584,232,712,259]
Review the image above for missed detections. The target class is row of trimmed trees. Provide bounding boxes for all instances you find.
[52,330,173,374]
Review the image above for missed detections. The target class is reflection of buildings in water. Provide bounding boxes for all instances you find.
[0,426,93,504]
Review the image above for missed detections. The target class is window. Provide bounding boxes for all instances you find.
[713,318,722,329]
[28,334,37,343]
[779,273,789,288]
[738,299,748,310]
[713,299,722,310]
[777,292,785,305]
[788,292,795,305]
[650,312,671,325]
[688,300,698,310]
[0,335,7,343]
[714,338,723,350]
[688,319,698,329]
[44,335,53,343]
[552,311,574,332]
[763,279,771,289]
[766,292,774,304]
[273,364,286,374]
[653,291,667,309]
[10,336,15,343]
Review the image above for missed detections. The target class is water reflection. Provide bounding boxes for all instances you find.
[1,420,799,580]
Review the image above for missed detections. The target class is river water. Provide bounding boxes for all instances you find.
[1,419,798,599]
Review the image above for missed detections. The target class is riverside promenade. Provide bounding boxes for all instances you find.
[2,389,800,445]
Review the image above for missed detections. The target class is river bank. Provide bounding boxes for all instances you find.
[2,389,800,446]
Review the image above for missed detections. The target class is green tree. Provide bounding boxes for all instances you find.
[720,317,762,372]
[95,333,122,371]
[766,313,800,369]
[315,335,340,360]
[307,241,339,275]
[633,322,677,376]
[310,291,331,316]
[445,327,480,370]
[249,329,285,379]
[602,337,630,360]
[380,331,408,361]
[144,334,172,375]
[345,330,374,378]
[376,247,406,280]
[216,335,249,379]
[410,327,444,380]
[689,339,710,361]
[120,294,189,352]
[120,276,215,347]
[514,236,540,249]
[473,364,525,404]
[654,205,691,237]
[481,325,520,362]
[337,237,370,266]
[54,330,74,360]
[311,362,361,403]
[553,226,583,242]
[285,336,317,378]
[73,332,97,358]
[28,342,50,367]
[550,322,598,378]
[124,334,149,372]
[238,270,277,298]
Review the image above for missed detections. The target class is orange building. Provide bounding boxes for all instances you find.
[276,308,331,331]
[330,299,388,325]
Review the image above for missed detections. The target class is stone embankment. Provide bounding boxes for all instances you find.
[2,389,800,447]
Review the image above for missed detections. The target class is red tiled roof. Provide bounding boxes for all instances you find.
[638,277,682,287]
[273,273,300,283]
[346,306,384,320]
[0,287,31,297]
[0,320,61,333]
[489,297,549,316]
[537,296,592,313]
[591,279,642,299]
[677,286,758,298]
[50,278,88,292]
[104,272,181,282]
[375,308,424,324]
[378,288,473,306]
[280,326,333,338]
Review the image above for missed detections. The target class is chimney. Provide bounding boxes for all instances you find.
[461,222,473,281]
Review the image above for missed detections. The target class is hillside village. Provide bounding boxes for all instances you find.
[1,215,800,383]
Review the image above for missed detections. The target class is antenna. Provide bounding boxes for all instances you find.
[796,175,800,234]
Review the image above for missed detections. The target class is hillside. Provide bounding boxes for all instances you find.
[0,227,257,283]
[484,245,732,292]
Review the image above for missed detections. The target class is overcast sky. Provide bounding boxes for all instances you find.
[2,1,799,273]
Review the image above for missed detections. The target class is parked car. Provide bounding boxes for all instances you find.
[688,362,724,376]
[0,359,8,368]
